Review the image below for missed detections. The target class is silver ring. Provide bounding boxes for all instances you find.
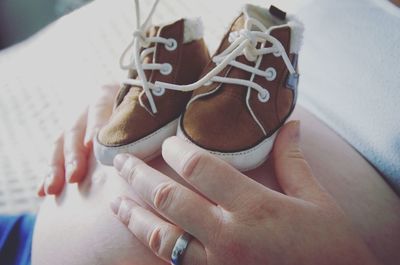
[170,232,192,265]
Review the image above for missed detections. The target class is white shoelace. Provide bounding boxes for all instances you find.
[155,18,297,135]
[120,0,178,114]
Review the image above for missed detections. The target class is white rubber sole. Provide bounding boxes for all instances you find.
[177,122,277,172]
[94,118,179,166]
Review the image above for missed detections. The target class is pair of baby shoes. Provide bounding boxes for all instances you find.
[94,1,303,171]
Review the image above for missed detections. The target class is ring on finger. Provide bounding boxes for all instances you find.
[171,232,193,265]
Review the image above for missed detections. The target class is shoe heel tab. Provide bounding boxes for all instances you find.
[269,5,287,21]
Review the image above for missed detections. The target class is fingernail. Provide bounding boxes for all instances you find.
[290,120,300,144]
[114,154,130,172]
[116,199,133,225]
[66,161,77,182]
[83,132,92,147]
[110,197,122,215]
[110,198,132,225]
[84,128,99,147]
[36,180,44,196]
[44,173,54,194]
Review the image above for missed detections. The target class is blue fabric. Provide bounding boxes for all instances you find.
[0,214,36,265]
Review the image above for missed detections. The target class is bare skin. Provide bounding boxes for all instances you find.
[392,0,400,7]
[33,85,400,265]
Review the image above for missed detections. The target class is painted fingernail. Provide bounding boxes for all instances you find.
[44,173,54,194]
[83,132,93,147]
[84,127,99,147]
[110,197,122,215]
[36,180,45,196]
[114,154,130,172]
[66,161,77,182]
[290,120,300,144]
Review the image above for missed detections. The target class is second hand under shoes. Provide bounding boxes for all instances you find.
[95,2,303,172]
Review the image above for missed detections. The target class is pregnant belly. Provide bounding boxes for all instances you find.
[32,106,400,265]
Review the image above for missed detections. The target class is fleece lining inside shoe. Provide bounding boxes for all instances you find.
[154,17,204,44]
[183,17,204,43]
[243,4,304,54]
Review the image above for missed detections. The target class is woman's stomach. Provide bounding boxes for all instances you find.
[32,106,400,265]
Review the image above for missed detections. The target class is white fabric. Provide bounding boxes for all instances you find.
[294,0,400,193]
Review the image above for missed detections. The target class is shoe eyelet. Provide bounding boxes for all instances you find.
[160,63,173,75]
[165,38,178,51]
[265,67,277,81]
[273,50,281,57]
[258,90,270,103]
[152,86,165,96]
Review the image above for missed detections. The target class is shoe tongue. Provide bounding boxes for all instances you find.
[243,4,287,30]
[209,5,295,99]
[119,19,186,112]
[213,7,285,59]
[117,24,162,107]
[212,14,255,99]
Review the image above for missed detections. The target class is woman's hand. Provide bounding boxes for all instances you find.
[110,121,381,265]
[37,84,118,196]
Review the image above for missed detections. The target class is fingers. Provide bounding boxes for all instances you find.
[111,198,206,265]
[63,110,89,183]
[273,121,326,202]
[38,135,66,196]
[113,154,221,245]
[84,84,117,146]
[161,137,272,211]
[38,84,118,197]
[38,108,90,196]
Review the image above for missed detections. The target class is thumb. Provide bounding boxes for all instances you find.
[273,121,327,202]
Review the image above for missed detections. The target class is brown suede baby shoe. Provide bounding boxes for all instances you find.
[94,2,209,165]
[157,5,303,171]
